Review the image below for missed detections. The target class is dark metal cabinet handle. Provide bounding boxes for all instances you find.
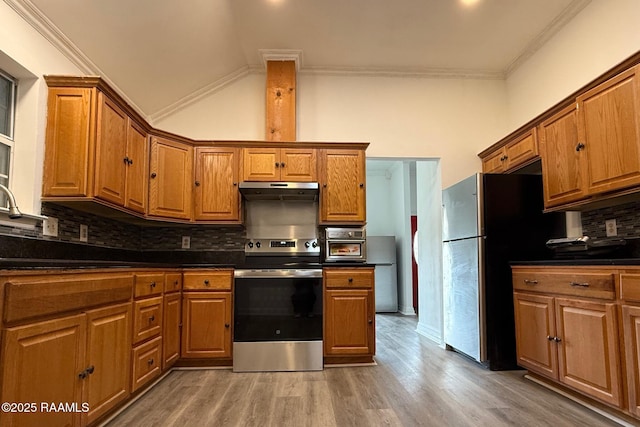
[576,143,585,151]
[123,156,130,164]
[569,282,590,287]
[281,162,285,168]
[553,337,562,343]
[348,278,353,283]
[368,319,373,324]
[233,182,237,186]
[86,365,94,375]
[150,282,156,288]
[78,370,87,379]
[195,181,201,186]
[150,172,157,178]
[323,184,327,188]
[174,280,179,287]
[547,335,554,341]
[359,183,364,188]
[204,279,210,286]
[225,323,230,328]
[149,315,155,322]
[128,158,133,165]
[148,358,154,366]
[524,279,538,285]
[275,162,280,168]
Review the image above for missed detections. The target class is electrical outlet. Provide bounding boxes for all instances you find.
[80,224,88,242]
[605,219,617,237]
[181,236,191,249]
[43,217,58,237]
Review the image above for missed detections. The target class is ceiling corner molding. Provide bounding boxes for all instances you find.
[505,0,592,77]
[4,0,150,120]
[149,66,250,124]
[259,49,303,71]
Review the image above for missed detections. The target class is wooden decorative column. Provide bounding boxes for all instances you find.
[266,60,296,141]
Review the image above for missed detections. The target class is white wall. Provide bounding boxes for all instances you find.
[157,74,508,188]
[0,2,83,215]
[506,0,640,131]
[364,167,394,236]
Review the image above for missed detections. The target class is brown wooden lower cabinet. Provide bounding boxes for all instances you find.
[163,292,182,369]
[181,292,232,358]
[323,267,375,360]
[131,336,163,393]
[623,304,640,416]
[0,302,132,427]
[512,266,623,414]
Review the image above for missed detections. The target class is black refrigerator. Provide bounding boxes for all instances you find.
[442,173,565,370]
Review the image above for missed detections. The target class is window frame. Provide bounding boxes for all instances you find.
[0,69,17,207]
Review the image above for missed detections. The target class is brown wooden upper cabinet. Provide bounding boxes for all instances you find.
[481,128,539,173]
[94,93,149,213]
[576,64,640,196]
[194,147,241,221]
[43,87,149,213]
[538,103,585,208]
[319,149,366,224]
[148,136,193,220]
[242,147,317,182]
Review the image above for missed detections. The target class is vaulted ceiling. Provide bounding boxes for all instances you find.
[22,0,590,120]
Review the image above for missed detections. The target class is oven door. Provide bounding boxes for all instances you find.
[325,240,366,262]
[233,269,323,372]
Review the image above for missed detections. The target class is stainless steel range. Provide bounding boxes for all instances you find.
[233,187,324,372]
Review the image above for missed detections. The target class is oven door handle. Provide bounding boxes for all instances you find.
[234,269,323,279]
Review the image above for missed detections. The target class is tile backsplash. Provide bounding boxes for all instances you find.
[0,202,245,253]
[581,200,640,239]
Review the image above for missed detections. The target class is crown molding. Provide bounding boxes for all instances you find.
[505,0,591,76]
[148,66,251,124]
[4,0,149,121]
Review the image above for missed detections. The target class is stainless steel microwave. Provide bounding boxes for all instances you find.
[324,227,366,262]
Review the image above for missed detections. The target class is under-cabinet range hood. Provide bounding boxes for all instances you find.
[239,182,319,201]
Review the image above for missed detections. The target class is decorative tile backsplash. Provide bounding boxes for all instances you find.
[581,200,640,239]
[0,202,246,255]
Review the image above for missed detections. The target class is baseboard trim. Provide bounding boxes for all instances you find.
[524,374,636,427]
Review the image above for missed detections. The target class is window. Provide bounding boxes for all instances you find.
[0,69,17,207]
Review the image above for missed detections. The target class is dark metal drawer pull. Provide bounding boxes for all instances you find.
[569,282,590,287]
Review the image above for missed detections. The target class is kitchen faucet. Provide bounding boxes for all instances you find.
[0,184,22,219]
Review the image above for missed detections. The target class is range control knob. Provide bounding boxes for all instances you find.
[256,241,261,249]
[305,241,311,248]
[312,241,318,248]
[248,242,254,248]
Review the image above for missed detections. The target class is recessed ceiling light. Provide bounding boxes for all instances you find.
[460,0,481,6]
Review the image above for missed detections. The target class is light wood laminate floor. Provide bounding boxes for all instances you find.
[105,314,620,426]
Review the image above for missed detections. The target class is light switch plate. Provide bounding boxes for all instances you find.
[182,236,191,249]
[605,219,617,237]
[80,224,88,242]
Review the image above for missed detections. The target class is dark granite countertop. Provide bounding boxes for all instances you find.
[512,258,640,266]
[0,258,235,270]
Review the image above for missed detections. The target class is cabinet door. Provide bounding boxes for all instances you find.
[324,289,374,356]
[94,93,128,206]
[148,137,193,219]
[539,104,585,207]
[578,64,640,195]
[181,292,232,358]
[319,149,366,223]
[0,314,86,427]
[280,148,317,182]
[622,305,640,416]
[163,292,182,369]
[481,148,506,173]
[124,120,149,214]
[555,298,621,407]
[242,147,279,181]
[513,292,557,378]
[504,128,538,171]
[194,147,241,221]
[84,303,132,425]
[43,87,94,197]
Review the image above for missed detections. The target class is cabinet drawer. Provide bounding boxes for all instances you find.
[164,273,182,293]
[183,270,233,291]
[134,273,164,298]
[131,336,162,392]
[133,296,163,344]
[324,268,374,289]
[512,269,615,299]
[620,273,640,302]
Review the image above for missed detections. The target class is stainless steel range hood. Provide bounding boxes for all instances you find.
[239,182,319,201]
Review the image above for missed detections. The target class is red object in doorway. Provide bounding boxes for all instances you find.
[411,215,418,314]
